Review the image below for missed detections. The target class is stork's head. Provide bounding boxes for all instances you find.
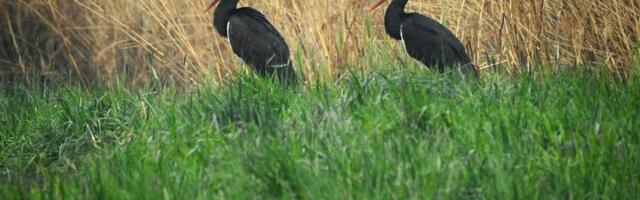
[204,0,239,12]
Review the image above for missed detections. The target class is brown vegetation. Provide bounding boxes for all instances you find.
[1,0,638,87]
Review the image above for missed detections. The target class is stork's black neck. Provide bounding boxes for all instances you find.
[213,0,240,37]
[384,0,409,40]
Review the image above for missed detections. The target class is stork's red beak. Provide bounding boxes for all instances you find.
[368,0,388,11]
[204,0,221,12]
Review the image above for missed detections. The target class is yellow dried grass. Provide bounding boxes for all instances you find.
[1,0,638,86]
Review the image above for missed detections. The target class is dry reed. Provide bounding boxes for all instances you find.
[1,0,638,87]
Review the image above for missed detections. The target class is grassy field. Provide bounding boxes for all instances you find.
[2,0,638,86]
[1,63,639,198]
[1,0,639,198]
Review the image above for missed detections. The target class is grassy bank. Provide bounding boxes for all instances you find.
[1,66,639,199]
[2,0,638,86]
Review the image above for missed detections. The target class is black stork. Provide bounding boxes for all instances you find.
[369,0,478,78]
[204,0,298,83]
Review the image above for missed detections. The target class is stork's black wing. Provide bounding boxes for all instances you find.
[228,8,297,82]
[400,13,475,75]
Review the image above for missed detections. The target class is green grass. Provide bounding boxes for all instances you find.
[1,66,639,199]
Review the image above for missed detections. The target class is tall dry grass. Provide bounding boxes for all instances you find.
[1,0,639,87]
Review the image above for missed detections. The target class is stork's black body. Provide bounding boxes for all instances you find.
[208,0,297,83]
[372,0,478,77]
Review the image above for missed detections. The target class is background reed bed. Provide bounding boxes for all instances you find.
[1,0,639,87]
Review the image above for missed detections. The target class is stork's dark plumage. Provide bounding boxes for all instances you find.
[205,0,298,83]
[369,0,478,77]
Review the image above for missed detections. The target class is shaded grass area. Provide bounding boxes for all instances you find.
[1,67,639,199]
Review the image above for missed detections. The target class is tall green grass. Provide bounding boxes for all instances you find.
[1,65,639,199]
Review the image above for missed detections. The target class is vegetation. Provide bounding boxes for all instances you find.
[1,0,639,87]
[2,65,639,198]
[1,0,639,198]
